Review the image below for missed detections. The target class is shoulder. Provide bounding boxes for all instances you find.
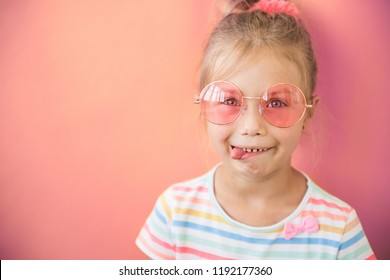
[304,174,355,217]
[304,175,375,259]
[162,166,215,198]
[154,166,216,214]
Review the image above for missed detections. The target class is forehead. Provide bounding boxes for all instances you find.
[221,53,303,95]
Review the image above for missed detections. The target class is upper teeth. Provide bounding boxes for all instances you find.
[243,148,268,153]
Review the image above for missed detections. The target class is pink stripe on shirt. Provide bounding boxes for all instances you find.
[308,198,352,213]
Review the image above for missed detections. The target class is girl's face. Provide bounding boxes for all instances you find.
[206,54,309,179]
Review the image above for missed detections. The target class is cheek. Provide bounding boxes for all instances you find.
[277,126,303,151]
[206,124,231,151]
[207,125,222,145]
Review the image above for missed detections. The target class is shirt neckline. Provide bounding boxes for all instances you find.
[206,163,313,232]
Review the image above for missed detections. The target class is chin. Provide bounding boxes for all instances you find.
[230,160,270,179]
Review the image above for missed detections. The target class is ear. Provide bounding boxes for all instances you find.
[312,95,320,108]
[303,95,319,130]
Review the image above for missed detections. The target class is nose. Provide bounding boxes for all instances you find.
[239,98,268,136]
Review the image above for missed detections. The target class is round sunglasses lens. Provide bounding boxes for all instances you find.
[200,82,242,124]
[262,84,307,127]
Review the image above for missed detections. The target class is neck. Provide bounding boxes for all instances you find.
[215,163,301,201]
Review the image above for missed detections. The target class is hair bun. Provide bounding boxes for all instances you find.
[224,0,298,19]
[232,0,260,11]
[249,0,299,18]
[223,0,259,15]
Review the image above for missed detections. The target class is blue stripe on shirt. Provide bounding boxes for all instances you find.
[339,230,364,250]
[173,220,339,248]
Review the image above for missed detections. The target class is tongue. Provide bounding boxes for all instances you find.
[231,147,246,159]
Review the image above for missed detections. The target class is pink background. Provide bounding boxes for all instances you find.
[0,0,389,259]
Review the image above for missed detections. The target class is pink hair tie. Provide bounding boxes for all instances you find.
[249,0,299,19]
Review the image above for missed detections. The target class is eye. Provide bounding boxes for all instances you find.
[223,97,241,106]
[267,99,287,108]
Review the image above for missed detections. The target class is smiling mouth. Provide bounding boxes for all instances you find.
[231,146,272,159]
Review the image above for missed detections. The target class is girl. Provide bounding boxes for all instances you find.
[136,0,375,259]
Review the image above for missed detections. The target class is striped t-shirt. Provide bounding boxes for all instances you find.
[136,165,375,259]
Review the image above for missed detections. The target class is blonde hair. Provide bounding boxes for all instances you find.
[198,0,317,106]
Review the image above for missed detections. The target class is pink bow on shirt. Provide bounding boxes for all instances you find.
[283,216,319,240]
